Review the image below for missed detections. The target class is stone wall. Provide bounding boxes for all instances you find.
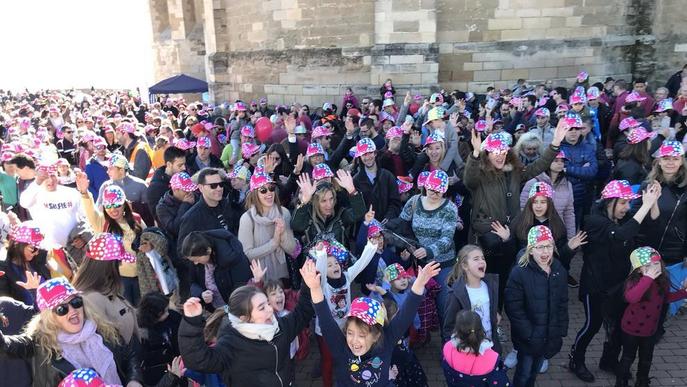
[150,0,687,105]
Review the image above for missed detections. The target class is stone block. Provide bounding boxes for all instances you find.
[389,54,425,64]
[487,18,522,30]
[394,20,420,33]
[675,44,687,52]
[468,81,496,91]
[437,30,470,43]
[474,70,501,81]
[565,16,583,27]
[484,61,514,70]
[501,69,529,80]
[523,17,551,29]
[421,72,438,84]
[451,70,474,82]
[494,9,516,18]
[541,7,574,17]
[463,62,483,71]
[516,8,541,17]
[528,67,558,80]
[392,0,420,11]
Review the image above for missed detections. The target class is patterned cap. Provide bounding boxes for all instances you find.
[385,126,404,139]
[384,263,411,282]
[601,179,641,200]
[474,119,488,132]
[563,112,583,128]
[173,138,195,151]
[309,239,349,265]
[576,71,589,82]
[534,107,550,117]
[196,136,211,149]
[241,142,261,159]
[86,233,136,263]
[397,176,413,194]
[424,169,449,193]
[101,185,126,208]
[312,126,332,139]
[249,171,274,192]
[625,91,647,103]
[240,125,255,138]
[653,140,685,158]
[92,137,107,148]
[367,219,384,238]
[629,246,662,271]
[354,138,377,158]
[429,93,444,104]
[423,107,445,125]
[417,171,430,188]
[10,222,44,248]
[312,163,334,181]
[528,181,554,199]
[217,134,227,145]
[59,368,118,387]
[481,133,511,153]
[626,127,656,145]
[569,92,587,105]
[619,117,640,131]
[144,124,156,133]
[346,297,386,326]
[424,132,444,147]
[527,225,554,248]
[108,153,130,170]
[190,124,205,137]
[383,98,395,108]
[116,123,136,134]
[586,86,600,100]
[556,150,567,160]
[170,172,198,192]
[306,142,325,158]
[36,277,81,312]
[556,104,570,113]
[234,102,248,111]
[227,163,252,180]
[654,98,674,113]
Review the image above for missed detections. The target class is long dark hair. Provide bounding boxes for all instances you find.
[618,141,650,167]
[266,143,293,177]
[72,259,122,297]
[137,291,169,329]
[625,261,670,301]
[7,240,31,266]
[105,203,142,238]
[452,310,486,354]
[181,231,213,260]
[515,196,566,242]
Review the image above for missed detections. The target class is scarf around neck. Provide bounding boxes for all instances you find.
[227,311,280,342]
[57,319,122,385]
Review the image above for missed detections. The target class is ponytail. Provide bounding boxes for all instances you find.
[452,310,486,354]
[448,244,483,286]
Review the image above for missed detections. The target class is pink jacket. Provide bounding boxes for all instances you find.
[442,340,499,376]
[520,172,576,239]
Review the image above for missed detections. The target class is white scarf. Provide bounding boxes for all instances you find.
[57,319,122,385]
[227,311,280,341]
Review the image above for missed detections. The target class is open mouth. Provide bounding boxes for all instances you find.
[477,266,486,273]
[67,313,81,326]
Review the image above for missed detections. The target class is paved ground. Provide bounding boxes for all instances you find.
[294,257,687,386]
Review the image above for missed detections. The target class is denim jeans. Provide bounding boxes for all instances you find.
[513,351,545,387]
[121,276,140,306]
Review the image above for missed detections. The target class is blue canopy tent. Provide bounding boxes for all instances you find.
[148,74,208,102]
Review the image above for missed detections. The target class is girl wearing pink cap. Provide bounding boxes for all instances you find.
[613,127,655,185]
[2,222,51,306]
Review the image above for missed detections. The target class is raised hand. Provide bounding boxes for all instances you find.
[284,115,297,135]
[642,182,662,206]
[404,91,412,105]
[345,116,356,135]
[300,259,321,290]
[75,169,90,195]
[365,283,386,295]
[364,205,375,225]
[412,261,441,294]
[551,118,571,147]
[471,129,482,157]
[401,119,413,134]
[643,263,662,280]
[16,271,41,290]
[490,221,510,242]
[250,260,267,283]
[297,174,317,204]
[567,230,588,250]
[183,297,204,317]
[335,169,356,194]
[167,356,187,378]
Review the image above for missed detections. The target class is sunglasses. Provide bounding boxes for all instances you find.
[53,296,83,316]
[104,203,123,209]
[259,185,276,194]
[204,182,223,189]
[64,131,74,134]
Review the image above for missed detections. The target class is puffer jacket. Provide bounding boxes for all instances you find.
[520,172,576,239]
[463,144,559,241]
[178,287,314,387]
[560,139,598,206]
[504,258,568,358]
[640,181,687,264]
[156,191,194,240]
[0,329,143,387]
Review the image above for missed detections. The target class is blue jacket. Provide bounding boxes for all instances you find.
[560,140,598,204]
[84,157,109,200]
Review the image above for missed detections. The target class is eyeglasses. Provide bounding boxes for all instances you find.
[426,188,443,196]
[203,182,223,189]
[53,296,83,316]
[258,185,276,194]
[533,245,554,252]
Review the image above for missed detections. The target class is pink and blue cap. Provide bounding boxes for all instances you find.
[424,169,449,193]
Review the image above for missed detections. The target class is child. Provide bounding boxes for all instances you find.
[616,246,687,387]
[367,263,421,331]
[312,238,377,387]
[443,244,502,355]
[382,296,428,387]
[183,308,227,387]
[356,209,395,296]
[442,310,510,386]
[305,254,440,387]
[504,225,568,387]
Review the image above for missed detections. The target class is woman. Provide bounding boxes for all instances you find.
[568,180,661,383]
[641,140,687,265]
[76,172,145,305]
[291,169,365,247]
[514,132,543,166]
[2,223,50,305]
[0,277,143,386]
[613,127,655,185]
[505,225,568,387]
[464,121,567,311]
[520,151,576,239]
[72,233,140,346]
[398,169,458,338]
[262,143,295,204]
[181,229,252,311]
[409,132,461,193]
[238,172,298,285]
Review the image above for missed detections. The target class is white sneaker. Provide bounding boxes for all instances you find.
[504,349,518,369]
[538,359,549,373]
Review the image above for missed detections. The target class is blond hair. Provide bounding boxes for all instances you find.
[447,244,483,286]
[517,244,558,267]
[23,298,121,364]
[311,184,337,222]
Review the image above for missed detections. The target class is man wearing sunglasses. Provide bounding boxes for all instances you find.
[56,124,77,166]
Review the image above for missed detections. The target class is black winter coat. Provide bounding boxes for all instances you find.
[613,157,649,186]
[505,259,568,358]
[177,196,241,257]
[442,274,502,355]
[178,287,314,386]
[185,153,224,177]
[640,181,687,264]
[156,191,194,239]
[188,229,251,306]
[353,166,402,222]
[0,297,35,387]
[291,191,366,246]
[147,167,171,219]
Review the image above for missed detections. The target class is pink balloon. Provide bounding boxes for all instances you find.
[255,117,273,142]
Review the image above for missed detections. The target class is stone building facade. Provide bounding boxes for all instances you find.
[149,0,687,105]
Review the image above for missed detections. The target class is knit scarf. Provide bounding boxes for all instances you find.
[57,319,122,385]
[227,312,280,342]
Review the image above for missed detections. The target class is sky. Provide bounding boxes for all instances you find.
[0,0,154,94]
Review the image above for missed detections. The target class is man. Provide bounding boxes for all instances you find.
[545,87,568,113]
[586,87,613,145]
[528,107,555,149]
[611,79,630,116]
[360,96,371,115]
[19,162,84,248]
[631,78,656,116]
[8,154,36,221]
[98,153,152,225]
[84,137,110,200]
[423,107,464,172]
[378,126,411,177]
[56,125,77,166]
[185,136,223,176]
[147,146,187,218]
[157,171,197,240]
[357,117,385,150]
[258,97,274,118]
[116,121,153,180]
[352,138,401,222]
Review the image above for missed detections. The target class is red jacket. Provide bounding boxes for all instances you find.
[622,275,687,337]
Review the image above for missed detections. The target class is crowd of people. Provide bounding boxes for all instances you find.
[1,66,687,387]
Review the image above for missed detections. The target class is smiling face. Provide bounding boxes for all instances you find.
[257,184,275,209]
[391,277,409,291]
[23,244,39,261]
[326,256,342,279]
[487,150,507,169]
[550,157,565,173]
[426,142,443,164]
[105,205,124,220]
[309,154,325,166]
[248,293,274,324]
[267,286,286,313]
[462,249,486,281]
[360,152,376,169]
[44,175,58,192]
[53,296,85,334]
[658,156,683,176]
[345,319,381,357]
[609,198,631,220]
[531,196,549,218]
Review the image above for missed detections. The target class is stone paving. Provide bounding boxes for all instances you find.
[295,258,687,387]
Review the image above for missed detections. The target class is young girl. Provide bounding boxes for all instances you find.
[178,261,316,386]
[366,263,421,331]
[312,238,377,387]
[443,245,501,355]
[505,225,568,387]
[442,310,510,386]
[305,253,440,387]
[616,246,687,387]
[382,296,428,387]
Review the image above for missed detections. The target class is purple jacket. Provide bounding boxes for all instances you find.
[520,172,576,239]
